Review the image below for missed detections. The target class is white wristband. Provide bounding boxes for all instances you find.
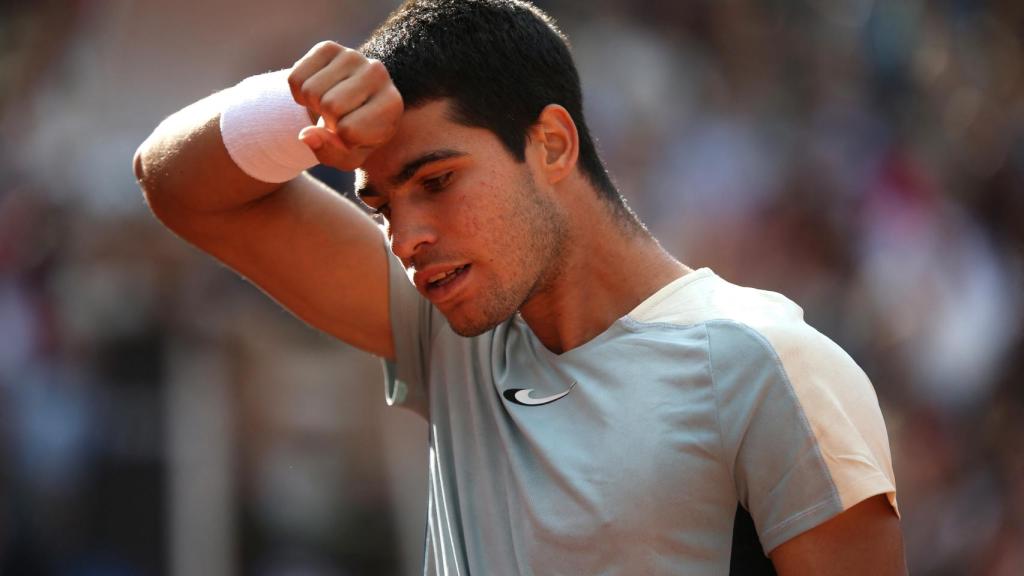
[219,69,318,183]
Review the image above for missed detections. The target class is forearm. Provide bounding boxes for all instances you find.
[131,43,404,358]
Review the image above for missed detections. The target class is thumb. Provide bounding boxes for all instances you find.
[299,126,358,170]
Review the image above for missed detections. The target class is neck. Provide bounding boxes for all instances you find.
[519,185,690,354]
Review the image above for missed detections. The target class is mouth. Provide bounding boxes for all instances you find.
[422,263,471,302]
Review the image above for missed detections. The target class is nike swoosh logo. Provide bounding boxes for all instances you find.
[502,381,577,406]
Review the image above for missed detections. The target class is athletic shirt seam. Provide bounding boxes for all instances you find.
[704,322,737,502]
[705,319,842,544]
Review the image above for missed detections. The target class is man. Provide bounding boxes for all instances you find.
[133,0,906,573]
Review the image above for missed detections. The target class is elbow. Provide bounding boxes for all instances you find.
[133,138,157,202]
[132,141,146,184]
[133,138,176,225]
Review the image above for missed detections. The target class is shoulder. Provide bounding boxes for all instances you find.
[627,270,830,373]
[628,268,866,386]
[630,270,898,552]
[628,268,805,333]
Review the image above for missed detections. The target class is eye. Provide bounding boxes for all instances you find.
[372,203,391,219]
[422,171,453,193]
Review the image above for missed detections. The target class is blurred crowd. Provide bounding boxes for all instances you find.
[1,0,1021,574]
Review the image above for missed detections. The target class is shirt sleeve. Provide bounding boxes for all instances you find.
[382,250,438,419]
[707,319,899,553]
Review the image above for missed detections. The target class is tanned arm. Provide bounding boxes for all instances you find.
[770,494,908,575]
[133,41,403,358]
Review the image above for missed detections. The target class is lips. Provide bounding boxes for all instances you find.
[415,263,472,302]
[427,265,468,286]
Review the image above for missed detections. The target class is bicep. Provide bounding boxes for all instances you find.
[769,494,907,576]
[166,173,396,359]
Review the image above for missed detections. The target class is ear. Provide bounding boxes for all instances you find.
[528,104,579,185]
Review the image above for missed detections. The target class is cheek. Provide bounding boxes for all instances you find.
[446,164,541,273]
[453,175,506,245]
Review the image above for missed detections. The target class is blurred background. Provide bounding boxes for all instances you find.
[0,0,1021,574]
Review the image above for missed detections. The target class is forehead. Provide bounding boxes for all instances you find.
[357,99,505,193]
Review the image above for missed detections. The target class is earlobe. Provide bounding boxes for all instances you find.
[532,104,579,185]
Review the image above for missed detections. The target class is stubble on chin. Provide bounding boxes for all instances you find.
[443,290,522,337]
[447,319,497,338]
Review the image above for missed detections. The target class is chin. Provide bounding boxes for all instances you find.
[443,306,516,338]
[446,316,504,338]
[448,323,492,338]
[441,284,528,338]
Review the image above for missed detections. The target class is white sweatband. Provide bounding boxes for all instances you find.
[219,69,318,183]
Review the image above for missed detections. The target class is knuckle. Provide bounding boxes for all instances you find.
[364,59,388,81]
[300,88,320,109]
[321,99,345,118]
[336,120,363,144]
[313,40,342,54]
[385,86,404,110]
[337,47,364,67]
[287,74,302,95]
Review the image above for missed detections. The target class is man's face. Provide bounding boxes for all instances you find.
[357,100,568,337]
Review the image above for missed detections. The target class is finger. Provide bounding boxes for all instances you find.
[288,41,344,106]
[295,49,366,126]
[318,67,381,133]
[299,126,367,171]
[333,82,404,147]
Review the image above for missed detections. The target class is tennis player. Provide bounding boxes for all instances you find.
[134,1,906,573]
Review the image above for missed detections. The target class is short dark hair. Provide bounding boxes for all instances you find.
[360,0,622,206]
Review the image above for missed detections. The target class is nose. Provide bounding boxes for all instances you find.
[388,207,438,262]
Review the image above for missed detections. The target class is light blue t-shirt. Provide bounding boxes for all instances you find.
[384,258,898,575]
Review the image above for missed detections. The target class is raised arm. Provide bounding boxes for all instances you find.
[133,42,403,358]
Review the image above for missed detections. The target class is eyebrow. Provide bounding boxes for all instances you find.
[355,149,467,200]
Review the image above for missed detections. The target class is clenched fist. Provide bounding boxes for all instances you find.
[288,41,404,171]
